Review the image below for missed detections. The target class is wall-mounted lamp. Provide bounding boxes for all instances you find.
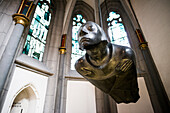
[12,0,35,27]
[59,34,67,54]
[136,29,148,49]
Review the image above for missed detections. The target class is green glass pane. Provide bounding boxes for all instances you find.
[28,29,33,36]
[44,12,49,21]
[36,14,41,21]
[38,2,42,8]
[33,52,40,60]
[23,35,31,55]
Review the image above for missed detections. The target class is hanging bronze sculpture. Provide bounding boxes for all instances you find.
[75,21,140,103]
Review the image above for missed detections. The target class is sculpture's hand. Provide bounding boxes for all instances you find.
[80,67,93,76]
[116,59,133,72]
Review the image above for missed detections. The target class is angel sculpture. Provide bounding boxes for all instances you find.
[75,21,140,103]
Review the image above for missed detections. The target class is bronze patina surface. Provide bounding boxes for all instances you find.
[75,21,140,103]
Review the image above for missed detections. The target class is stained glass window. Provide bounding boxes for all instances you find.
[107,11,130,47]
[23,0,51,61]
[71,14,86,70]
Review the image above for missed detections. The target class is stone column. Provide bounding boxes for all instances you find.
[54,54,66,113]
[0,0,35,112]
[98,0,103,28]
[54,34,67,113]
[54,1,77,113]
[136,29,170,113]
[0,24,25,108]
[141,48,170,113]
[94,0,100,25]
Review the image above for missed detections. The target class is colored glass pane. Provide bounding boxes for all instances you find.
[107,11,130,47]
[71,14,86,70]
[23,0,51,61]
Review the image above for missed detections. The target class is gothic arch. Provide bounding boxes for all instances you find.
[9,84,39,113]
[66,0,95,73]
[101,0,135,46]
[73,1,95,21]
[100,0,148,77]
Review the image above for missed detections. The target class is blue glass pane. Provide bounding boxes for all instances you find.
[23,0,51,61]
[22,6,29,15]
[71,14,86,70]
[107,11,130,47]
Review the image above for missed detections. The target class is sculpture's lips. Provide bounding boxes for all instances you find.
[80,37,90,43]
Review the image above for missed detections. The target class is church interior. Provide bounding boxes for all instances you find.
[0,0,170,113]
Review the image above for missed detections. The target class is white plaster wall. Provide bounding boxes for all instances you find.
[66,81,96,113]
[117,77,154,113]
[131,0,170,99]
[2,67,48,113]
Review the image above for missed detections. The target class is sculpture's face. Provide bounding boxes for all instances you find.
[78,21,102,50]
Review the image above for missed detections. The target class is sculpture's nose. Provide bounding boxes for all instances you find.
[79,30,88,36]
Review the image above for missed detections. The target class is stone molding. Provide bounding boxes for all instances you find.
[15,54,54,76]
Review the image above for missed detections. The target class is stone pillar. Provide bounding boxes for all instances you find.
[98,0,103,28]
[62,0,77,34]
[136,29,170,113]
[0,0,35,112]
[54,34,66,113]
[43,1,65,112]
[53,1,77,113]
[54,54,66,113]
[0,24,24,108]
[141,48,170,113]
[94,0,100,25]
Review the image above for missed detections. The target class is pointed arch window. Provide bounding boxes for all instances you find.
[23,0,52,61]
[107,11,130,47]
[71,14,86,70]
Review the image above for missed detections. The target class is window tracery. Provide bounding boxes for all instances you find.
[71,14,86,70]
[107,11,130,47]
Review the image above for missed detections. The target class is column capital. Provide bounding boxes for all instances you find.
[59,47,66,54]
[12,14,30,27]
[139,42,148,50]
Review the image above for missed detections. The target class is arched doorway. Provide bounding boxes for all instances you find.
[10,86,37,113]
